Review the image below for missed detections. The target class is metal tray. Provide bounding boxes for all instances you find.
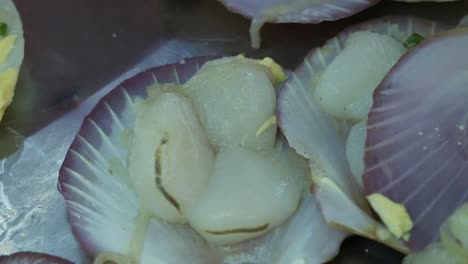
[0,0,466,263]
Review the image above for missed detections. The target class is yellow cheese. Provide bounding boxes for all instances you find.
[368,193,414,239]
[0,67,19,122]
[0,35,17,64]
[232,55,286,84]
[258,57,287,83]
[256,115,277,137]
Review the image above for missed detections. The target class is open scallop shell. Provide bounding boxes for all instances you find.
[364,28,468,251]
[58,57,215,261]
[57,57,346,263]
[277,16,447,252]
[218,0,379,23]
[218,0,380,48]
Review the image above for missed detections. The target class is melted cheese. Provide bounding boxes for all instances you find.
[368,193,414,239]
[257,57,287,83]
[0,35,16,64]
[0,67,19,122]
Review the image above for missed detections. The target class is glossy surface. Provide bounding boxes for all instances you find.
[0,0,467,263]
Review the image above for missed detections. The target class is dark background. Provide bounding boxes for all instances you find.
[0,0,466,262]
[4,0,467,142]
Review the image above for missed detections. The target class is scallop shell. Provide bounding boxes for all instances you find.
[57,56,346,263]
[218,0,379,23]
[277,16,448,252]
[364,28,468,251]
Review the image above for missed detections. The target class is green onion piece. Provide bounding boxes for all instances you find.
[404,33,425,49]
[0,23,8,36]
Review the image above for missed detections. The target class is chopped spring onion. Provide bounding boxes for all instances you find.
[0,23,7,36]
[404,33,425,49]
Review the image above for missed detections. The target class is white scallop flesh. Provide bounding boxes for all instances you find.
[404,204,468,264]
[346,121,366,187]
[129,88,215,223]
[440,204,468,261]
[403,243,462,264]
[139,219,219,264]
[187,146,305,245]
[184,57,277,150]
[314,31,406,121]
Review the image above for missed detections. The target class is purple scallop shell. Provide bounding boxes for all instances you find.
[57,57,215,258]
[218,0,379,24]
[277,16,447,251]
[363,28,468,251]
[56,54,349,263]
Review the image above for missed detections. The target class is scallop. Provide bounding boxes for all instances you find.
[403,243,461,264]
[440,204,468,260]
[404,204,468,263]
[129,85,215,223]
[184,56,277,151]
[277,16,447,252]
[364,27,468,250]
[58,57,346,264]
[346,121,366,187]
[217,0,379,48]
[314,31,406,121]
[187,145,304,245]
